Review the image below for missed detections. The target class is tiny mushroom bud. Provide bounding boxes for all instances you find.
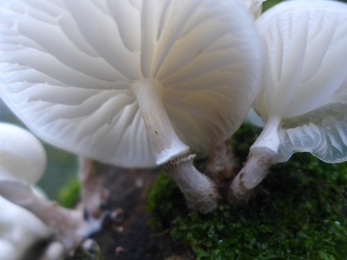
[0,0,264,213]
[0,123,52,258]
[0,123,104,254]
[0,122,46,184]
[229,0,347,204]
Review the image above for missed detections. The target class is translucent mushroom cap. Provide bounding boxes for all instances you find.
[0,123,46,184]
[0,0,263,168]
[254,0,347,162]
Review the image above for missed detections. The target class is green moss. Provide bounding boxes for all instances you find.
[147,171,187,229]
[57,178,80,209]
[263,0,347,12]
[147,124,347,260]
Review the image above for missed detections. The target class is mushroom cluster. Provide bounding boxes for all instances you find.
[0,188,52,260]
[0,122,107,256]
[229,0,347,203]
[0,0,263,213]
[0,122,52,260]
[2,0,347,256]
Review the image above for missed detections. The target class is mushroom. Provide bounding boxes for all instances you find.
[0,190,51,260]
[0,122,46,184]
[0,122,52,259]
[0,0,264,213]
[229,0,347,204]
[0,122,105,254]
[0,179,105,252]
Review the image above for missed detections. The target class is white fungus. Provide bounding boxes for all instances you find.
[229,0,347,204]
[0,0,264,213]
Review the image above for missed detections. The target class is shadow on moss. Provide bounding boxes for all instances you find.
[147,124,347,260]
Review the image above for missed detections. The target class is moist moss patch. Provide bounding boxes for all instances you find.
[147,124,347,260]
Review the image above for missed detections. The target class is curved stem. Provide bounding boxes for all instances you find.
[134,80,219,212]
[228,147,277,204]
[228,117,281,204]
[0,180,105,251]
[163,154,219,213]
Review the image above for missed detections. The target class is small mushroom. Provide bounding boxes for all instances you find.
[0,0,263,213]
[0,123,104,255]
[229,0,347,204]
[0,180,104,252]
[0,122,46,184]
[0,123,53,258]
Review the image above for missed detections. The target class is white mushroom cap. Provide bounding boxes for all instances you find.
[0,122,46,184]
[254,0,347,163]
[0,0,263,167]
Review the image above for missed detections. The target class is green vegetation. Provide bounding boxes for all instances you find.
[147,124,347,260]
[57,178,80,209]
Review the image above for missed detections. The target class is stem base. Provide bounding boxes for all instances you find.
[164,154,219,214]
[228,147,277,205]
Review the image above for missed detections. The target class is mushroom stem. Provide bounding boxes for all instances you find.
[228,147,277,204]
[163,154,219,214]
[0,180,105,251]
[133,79,189,165]
[206,140,238,185]
[134,80,219,213]
[228,117,281,204]
[78,156,109,218]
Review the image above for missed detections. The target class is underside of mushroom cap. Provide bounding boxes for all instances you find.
[255,0,347,119]
[278,112,347,163]
[254,0,347,163]
[0,0,263,167]
[0,123,46,184]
